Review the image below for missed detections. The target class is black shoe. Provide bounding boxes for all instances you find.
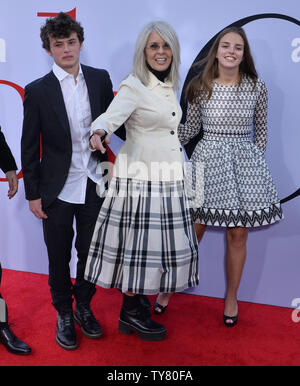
[223,314,238,327]
[139,295,151,310]
[119,295,166,341]
[138,295,151,317]
[153,298,168,315]
[74,303,102,339]
[0,324,31,355]
[56,311,78,350]
[224,299,238,327]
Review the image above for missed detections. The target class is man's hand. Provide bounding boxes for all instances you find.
[5,170,18,199]
[90,129,111,153]
[29,198,48,219]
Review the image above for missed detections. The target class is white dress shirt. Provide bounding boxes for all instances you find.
[91,72,184,181]
[53,63,103,203]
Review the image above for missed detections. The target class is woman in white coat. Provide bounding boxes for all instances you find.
[84,21,199,341]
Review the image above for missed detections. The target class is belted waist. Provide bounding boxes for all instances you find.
[202,129,252,141]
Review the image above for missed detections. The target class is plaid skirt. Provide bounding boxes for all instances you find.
[84,177,199,294]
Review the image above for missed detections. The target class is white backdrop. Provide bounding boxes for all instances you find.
[0,0,299,308]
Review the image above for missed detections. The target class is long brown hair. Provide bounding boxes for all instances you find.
[186,27,258,103]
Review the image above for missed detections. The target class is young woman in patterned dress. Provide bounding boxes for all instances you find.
[155,27,283,326]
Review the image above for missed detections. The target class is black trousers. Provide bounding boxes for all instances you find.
[42,179,104,312]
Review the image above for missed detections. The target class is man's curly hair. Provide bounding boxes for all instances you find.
[40,12,84,51]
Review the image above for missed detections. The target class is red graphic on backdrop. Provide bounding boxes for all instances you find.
[0,80,24,181]
[0,80,24,100]
[37,8,76,20]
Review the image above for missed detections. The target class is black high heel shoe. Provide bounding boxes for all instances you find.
[223,299,238,327]
[153,296,168,315]
[223,314,238,327]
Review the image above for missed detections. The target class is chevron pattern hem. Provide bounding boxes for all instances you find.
[192,202,283,228]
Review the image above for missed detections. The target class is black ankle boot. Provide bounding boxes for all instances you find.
[118,290,151,316]
[139,295,151,310]
[74,302,102,338]
[0,323,31,355]
[119,294,166,341]
[56,309,78,350]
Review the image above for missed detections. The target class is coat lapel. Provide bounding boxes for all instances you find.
[81,65,100,121]
[43,71,71,134]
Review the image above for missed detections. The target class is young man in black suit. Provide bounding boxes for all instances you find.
[21,12,124,350]
[0,126,31,355]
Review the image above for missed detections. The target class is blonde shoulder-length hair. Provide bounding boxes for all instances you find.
[132,21,181,90]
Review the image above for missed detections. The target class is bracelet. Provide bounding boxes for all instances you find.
[89,132,107,149]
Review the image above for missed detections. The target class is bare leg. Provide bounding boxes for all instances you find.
[125,292,135,296]
[194,223,206,243]
[154,223,206,313]
[154,293,172,311]
[224,227,248,323]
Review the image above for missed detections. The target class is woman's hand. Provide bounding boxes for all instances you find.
[90,130,111,153]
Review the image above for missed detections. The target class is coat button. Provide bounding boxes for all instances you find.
[170,130,175,135]
[180,147,182,152]
[172,112,176,116]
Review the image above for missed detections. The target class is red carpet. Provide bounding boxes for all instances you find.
[0,268,299,366]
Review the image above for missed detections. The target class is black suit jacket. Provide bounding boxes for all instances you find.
[21,64,125,209]
[0,126,17,173]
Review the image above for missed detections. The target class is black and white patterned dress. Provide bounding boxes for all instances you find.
[179,77,283,227]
